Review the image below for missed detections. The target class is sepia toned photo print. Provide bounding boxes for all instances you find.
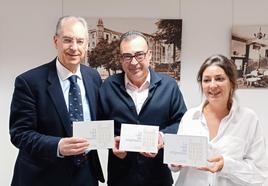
[84,17,182,82]
[231,25,268,88]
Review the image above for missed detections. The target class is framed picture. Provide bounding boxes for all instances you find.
[84,17,182,82]
[231,25,268,88]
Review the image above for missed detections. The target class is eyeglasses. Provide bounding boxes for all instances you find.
[121,51,148,63]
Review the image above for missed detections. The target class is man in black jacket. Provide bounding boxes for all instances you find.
[9,16,104,186]
[98,31,187,186]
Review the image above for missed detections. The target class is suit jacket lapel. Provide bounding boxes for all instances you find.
[81,66,97,120]
[47,61,72,136]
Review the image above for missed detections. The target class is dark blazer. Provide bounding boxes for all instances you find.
[9,59,104,186]
[98,68,187,186]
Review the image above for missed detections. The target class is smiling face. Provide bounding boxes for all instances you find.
[201,65,232,107]
[120,36,152,87]
[54,18,88,73]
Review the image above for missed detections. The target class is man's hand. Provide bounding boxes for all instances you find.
[112,136,127,159]
[140,132,164,158]
[58,137,89,156]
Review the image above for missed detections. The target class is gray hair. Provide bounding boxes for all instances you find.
[55,16,89,40]
[119,31,149,51]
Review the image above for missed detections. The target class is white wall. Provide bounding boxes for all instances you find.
[0,0,61,184]
[1,0,267,185]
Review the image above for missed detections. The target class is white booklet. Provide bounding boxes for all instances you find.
[73,120,114,150]
[164,134,208,167]
[119,124,159,153]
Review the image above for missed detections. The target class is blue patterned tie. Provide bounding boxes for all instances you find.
[68,75,86,167]
[68,75,84,122]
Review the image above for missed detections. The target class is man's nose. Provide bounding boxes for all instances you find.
[130,56,139,65]
[70,41,78,50]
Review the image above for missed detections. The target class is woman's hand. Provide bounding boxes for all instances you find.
[197,155,224,173]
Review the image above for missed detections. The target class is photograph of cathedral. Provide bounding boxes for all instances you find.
[84,17,182,82]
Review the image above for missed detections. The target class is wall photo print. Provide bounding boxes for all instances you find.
[84,17,182,82]
[231,25,268,88]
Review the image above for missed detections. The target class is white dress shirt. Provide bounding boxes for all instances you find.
[125,71,150,114]
[173,98,268,186]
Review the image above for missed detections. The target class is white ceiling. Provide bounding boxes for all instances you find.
[232,25,268,45]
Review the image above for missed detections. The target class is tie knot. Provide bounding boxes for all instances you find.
[69,75,78,84]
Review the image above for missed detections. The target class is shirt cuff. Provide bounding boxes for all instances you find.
[169,164,181,172]
[57,141,64,158]
[159,131,165,139]
[218,156,232,177]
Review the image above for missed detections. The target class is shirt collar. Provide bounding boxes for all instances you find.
[56,58,82,81]
[124,70,150,90]
[227,97,239,121]
[192,101,205,120]
[192,97,239,121]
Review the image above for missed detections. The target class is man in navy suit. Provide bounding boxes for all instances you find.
[9,16,104,186]
[98,31,187,186]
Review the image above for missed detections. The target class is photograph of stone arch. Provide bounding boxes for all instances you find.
[84,17,182,82]
[231,25,268,89]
